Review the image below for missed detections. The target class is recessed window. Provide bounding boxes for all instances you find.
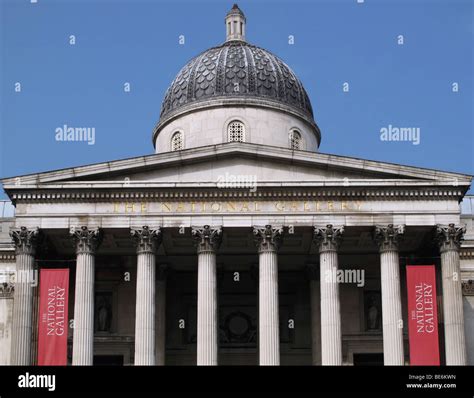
[171,131,184,151]
[289,130,301,150]
[228,120,245,142]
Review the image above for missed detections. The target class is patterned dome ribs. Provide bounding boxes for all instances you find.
[159,41,314,121]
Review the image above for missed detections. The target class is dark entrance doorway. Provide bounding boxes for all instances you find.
[353,353,384,366]
[93,355,124,366]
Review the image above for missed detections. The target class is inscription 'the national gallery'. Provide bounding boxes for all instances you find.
[112,200,363,214]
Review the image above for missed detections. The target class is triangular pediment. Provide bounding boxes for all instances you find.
[1,143,471,193]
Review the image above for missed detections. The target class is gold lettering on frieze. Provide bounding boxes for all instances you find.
[111,200,364,214]
[290,202,300,212]
[211,202,221,212]
[275,201,285,211]
[125,202,135,213]
[254,201,260,212]
[162,202,172,212]
[113,201,147,213]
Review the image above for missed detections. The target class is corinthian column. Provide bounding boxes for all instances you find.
[436,224,467,365]
[192,225,222,366]
[253,225,283,366]
[10,227,39,365]
[374,224,405,365]
[70,226,102,366]
[314,224,344,366]
[131,226,162,366]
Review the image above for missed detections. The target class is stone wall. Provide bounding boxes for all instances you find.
[155,106,319,153]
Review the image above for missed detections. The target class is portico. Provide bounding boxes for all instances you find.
[2,142,471,366]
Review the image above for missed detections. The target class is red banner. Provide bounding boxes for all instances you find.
[406,265,440,365]
[37,269,69,365]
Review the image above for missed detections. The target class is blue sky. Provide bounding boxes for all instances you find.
[0,0,473,197]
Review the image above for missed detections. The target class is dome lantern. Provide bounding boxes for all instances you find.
[225,4,246,42]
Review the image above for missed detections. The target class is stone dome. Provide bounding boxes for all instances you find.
[159,41,314,124]
[153,4,321,152]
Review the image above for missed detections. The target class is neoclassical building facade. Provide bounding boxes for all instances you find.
[0,4,473,366]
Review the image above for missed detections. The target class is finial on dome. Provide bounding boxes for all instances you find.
[225,4,246,42]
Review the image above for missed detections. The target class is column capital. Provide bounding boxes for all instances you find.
[131,226,162,255]
[10,227,40,256]
[70,226,102,255]
[253,225,283,253]
[192,225,222,253]
[374,224,405,253]
[436,224,466,253]
[313,224,344,253]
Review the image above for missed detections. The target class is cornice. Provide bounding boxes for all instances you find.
[7,186,466,203]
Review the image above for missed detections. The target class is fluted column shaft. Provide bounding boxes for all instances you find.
[131,226,161,366]
[10,227,39,365]
[197,250,218,365]
[437,224,467,365]
[73,252,95,365]
[135,252,156,365]
[314,225,344,366]
[374,224,405,365]
[254,225,283,366]
[320,250,342,365]
[71,226,101,366]
[259,248,279,365]
[192,225,222,366]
